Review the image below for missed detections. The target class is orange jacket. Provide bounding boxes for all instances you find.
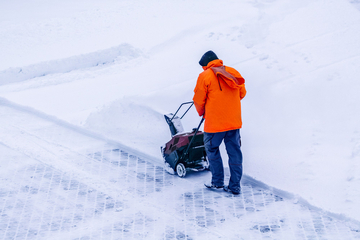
[193,59,246,133]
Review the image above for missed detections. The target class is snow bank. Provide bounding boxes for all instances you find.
[84,98,171,158]
[0,44,141,85]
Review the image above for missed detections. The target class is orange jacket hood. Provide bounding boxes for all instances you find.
[203,59,245,90]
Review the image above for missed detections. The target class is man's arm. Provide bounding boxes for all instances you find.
[239,84,246,100]
[193,75,207,116]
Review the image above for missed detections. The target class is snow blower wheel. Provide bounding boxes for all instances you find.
[176,163,186,178]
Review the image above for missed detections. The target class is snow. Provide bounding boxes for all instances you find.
[1,0,360,235]
[1,104,359,239]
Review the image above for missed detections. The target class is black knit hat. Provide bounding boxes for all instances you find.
[199,50,218,66]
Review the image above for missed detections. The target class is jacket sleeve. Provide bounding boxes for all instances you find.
[239,84,246,100]
[193,75,207,117]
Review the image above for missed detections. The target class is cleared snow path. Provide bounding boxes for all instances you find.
[0,101,359,240]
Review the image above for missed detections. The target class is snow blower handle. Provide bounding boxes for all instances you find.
[165,102,195,137]
[170,101,194,121]
[183,117,205,158]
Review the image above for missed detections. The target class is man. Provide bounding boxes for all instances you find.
[193,50,246,194]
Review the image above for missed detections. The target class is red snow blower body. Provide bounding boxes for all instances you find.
[161,102,209,177]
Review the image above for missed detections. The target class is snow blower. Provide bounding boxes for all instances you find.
[161,102,209,177]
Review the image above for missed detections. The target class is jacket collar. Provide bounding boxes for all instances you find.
[202,59,223,70]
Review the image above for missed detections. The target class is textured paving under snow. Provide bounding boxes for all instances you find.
[1,104,360,240]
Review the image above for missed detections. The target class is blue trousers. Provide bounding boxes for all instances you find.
[204,129,243,193]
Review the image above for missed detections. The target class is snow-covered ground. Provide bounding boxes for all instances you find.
[1,101,359,239]
[1,0,360,235]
